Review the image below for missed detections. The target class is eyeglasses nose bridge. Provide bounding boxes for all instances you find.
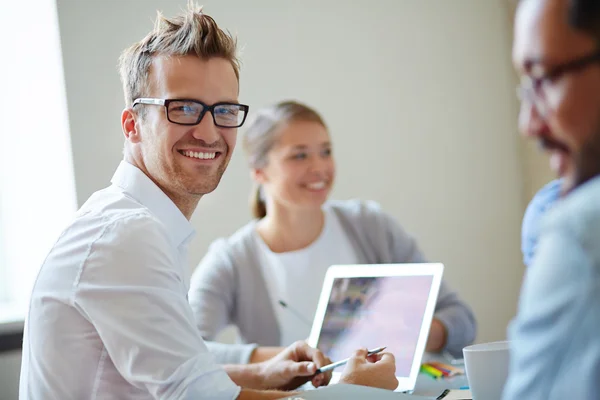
[517,76,551,118]
[194,106,212,125]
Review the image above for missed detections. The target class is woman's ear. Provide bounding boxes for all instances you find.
[251,168,268,185]
[121,108,141,143]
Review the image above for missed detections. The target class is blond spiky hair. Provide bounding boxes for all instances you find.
[118,2,239,109]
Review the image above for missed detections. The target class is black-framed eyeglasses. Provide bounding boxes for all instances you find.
[516,49,600,116]
[132,98,250,128]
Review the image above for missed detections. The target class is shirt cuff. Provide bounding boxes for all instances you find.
[185,368,241,400]
[205,341,259,364]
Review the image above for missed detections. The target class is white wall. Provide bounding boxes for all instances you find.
[54,0,524,343]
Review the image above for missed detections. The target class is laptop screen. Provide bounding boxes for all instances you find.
[315,275,434,377]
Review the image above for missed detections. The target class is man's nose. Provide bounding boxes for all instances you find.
[192,112,221,144]
[518,101,547,139]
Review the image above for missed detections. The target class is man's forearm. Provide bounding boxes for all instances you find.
[225,346,285,389]
[224,363,265,390]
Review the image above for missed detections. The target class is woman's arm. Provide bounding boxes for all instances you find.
[189,239,235,339]
[189,239,257,364]
[425,318,448,353]
[430,280,477,356]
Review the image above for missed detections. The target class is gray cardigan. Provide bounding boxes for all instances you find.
[193,200,476,364]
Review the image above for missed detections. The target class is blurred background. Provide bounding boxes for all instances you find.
[0,1,554,398]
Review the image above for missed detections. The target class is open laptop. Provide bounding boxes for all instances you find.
[307,263,444,393]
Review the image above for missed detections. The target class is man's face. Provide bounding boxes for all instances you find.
[514,0,600,192]
[131,55,239,201]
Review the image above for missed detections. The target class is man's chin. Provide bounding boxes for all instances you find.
[187,179,222,196]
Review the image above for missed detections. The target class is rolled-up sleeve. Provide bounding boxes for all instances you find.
[73,214,241,399]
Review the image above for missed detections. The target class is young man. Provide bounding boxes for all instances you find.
[18,5,398,399]
[506,0,600,398]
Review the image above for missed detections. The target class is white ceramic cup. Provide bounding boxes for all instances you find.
[463,340,511,400]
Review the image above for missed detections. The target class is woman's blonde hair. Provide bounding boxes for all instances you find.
[242,100,327,219]
[118,2,239,111]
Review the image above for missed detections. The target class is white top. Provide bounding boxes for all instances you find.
[19,161,240,400]
[255,206,359,346]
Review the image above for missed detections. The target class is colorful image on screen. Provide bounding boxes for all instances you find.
[316,275,434,376]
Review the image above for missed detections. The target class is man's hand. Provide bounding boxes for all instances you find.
[249,346,283,363]
[257,340,333,391]
[339,348,398,391]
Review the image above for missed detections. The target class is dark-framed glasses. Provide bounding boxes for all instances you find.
[516,49,600,117]
[132,98,249,128]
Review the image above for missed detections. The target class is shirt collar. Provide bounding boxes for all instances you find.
[110,160,195,248]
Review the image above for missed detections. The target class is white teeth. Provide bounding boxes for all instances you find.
[307,181,326,190]
[181,151,216,160]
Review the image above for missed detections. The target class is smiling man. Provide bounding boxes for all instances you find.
[505,0,600,398]
[18,4,399,400]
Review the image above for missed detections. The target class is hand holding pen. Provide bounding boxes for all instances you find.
[315,346,387,373]
[337,347,399,391]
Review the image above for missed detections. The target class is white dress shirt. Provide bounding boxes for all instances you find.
[19,161,241,400]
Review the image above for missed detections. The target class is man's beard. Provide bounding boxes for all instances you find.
[177,160,229,196]
[572,128,600,191]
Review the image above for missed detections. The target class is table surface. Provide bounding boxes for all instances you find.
[412,353,469,397]
[300,352,469,398]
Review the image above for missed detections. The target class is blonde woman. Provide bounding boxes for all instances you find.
[189,100,476,365]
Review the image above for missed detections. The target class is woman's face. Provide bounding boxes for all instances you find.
[255,120,335,212]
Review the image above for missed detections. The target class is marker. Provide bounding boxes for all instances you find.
[427,361,464,376]
[425,364,451,377]
[420,364,443,379]
[314,346,387,374]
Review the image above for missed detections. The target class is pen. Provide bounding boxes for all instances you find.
[314,346,387,374]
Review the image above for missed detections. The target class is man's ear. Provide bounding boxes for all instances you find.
[121,108,141,143]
